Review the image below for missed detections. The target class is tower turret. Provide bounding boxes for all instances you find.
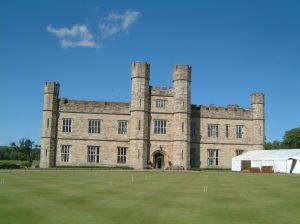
[172,65,191,169]
[40,82,60,168]
[251,93,265,119]
[129,62,150,168]
[251,92,265,147]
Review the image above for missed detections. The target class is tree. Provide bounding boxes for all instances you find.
[10,142,17,148]
[0,139,40,162]
[19,138,33,151]
[283,127,300,149]
[265,140,284,150]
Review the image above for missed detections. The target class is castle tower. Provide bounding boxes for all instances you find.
[129,62,150,169]
[251,93,265,147]
[40,82,60,168]
[172,65,191,169]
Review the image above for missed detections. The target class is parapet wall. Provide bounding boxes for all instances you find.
[150,86,174,97]
[191,104,253,119]
[59,98,130,114]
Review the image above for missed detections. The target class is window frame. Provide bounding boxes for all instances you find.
[225,124,229,138]
[87,146,100,163]
[208,124,219,137]
[61,145,71,162]
[117,147,127,164]
[236,125,245,138]
[207,149,218,166]
[155,99,167,108]
[118,120,128,134]
[62,118,72,133]
[154,119,167,134]
[88,119,101,134]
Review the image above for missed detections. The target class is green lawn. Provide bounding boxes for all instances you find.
[0,170,299,224]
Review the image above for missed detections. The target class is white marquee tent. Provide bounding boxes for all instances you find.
[232,149,300,174]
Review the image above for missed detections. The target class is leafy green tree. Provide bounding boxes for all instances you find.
[283,127,300,149]
[0,139,40,162]
[19,138,33,151]
[10,142,17,148]
[265,127,300,150]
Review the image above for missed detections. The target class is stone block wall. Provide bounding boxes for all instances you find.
[40,62,265,169]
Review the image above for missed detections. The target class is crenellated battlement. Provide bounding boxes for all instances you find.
[59,98,130,114]
[150,86,174,97]
[191,104,252,119]
[44,81,59,94]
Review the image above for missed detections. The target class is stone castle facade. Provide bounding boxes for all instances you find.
[40,62,265,169]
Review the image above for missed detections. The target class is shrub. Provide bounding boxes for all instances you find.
[0,163,21,169]
[20,161,32,168]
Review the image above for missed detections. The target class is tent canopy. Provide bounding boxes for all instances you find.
[232,149,300,174]
[233,149,300,161]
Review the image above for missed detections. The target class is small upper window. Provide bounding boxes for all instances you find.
[156,99,167,108]
[208,124,219,137]
[236,125,245,138]
[154,120,167,134]
[225,125,229,138]
[88,120,101,133]
[118,120,128,134]
[62,119,72,132]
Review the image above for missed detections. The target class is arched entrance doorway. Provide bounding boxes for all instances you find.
[152,148,166,169]
[155,153,164,169]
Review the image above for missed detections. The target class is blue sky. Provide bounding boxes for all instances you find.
[0,0,300,145]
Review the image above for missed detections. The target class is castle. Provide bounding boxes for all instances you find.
[40,62,265,169]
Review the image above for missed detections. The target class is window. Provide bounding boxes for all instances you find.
[259,126,262,136]
[62,119,72,132]
[236,150,244,156]
[45,149,47,157]
[117,147,127,164]
[156,99,167,108]
[225,125,229,138]
[138,120,141,130]
[208,149,218,166]
[236,125,245,138]
[154,120,167,134]
[118,120,128,134]
[47,118,50,128]
[191,123,196,137]
[88,120,101,133]
[61,145,71,162]
[87,146,99,163]
[208,124,219,137]
[182,122,184,132]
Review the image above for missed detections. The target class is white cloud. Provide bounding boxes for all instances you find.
[99,10,140,37]
[46,10,140,49]
[46,24,101,49]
